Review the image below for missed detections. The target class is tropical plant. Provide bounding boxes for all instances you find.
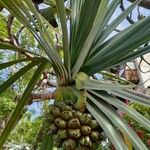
[0,0,150,149]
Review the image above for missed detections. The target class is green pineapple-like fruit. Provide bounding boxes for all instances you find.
[79,114,91,125]
[62,139,76,150]
[68,118,81,129]
[49,105,61,117]
[61,111,73,121]
[68,129,81,139]
[81,126,91,135]
[79,136,92,147]
[55,118,67,129]
[90,120,99,130]
[90,131,101,141]
[44,101,103,149]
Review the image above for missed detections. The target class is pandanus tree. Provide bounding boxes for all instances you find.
[0,0,150,149]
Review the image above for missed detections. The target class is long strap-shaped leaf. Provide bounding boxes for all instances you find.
[85,17,150,74]
[0,0,69,84]
[110,89,150,106]
[72,0,109,78]
[55,0,70,77]
[23,0,70,83]
[70,0,101,66]
[0,58,30,70]
[89,90,150,132]
[0,43,40,56]
[0,58,42,94]
[86,101,128,150]
[87,93,148,150]
[0,62,47,149]
[91,0,141,53]
[88,16,150,64]
[76,72,132,90]
[70,0,82,53]
[92,0,121,46]
[115,45,150,66]
[100,71,133,85]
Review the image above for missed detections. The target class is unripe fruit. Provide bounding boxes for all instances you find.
[63,105,73,111]
[44,103,103,149]
[90,120,99,130]
[62,139,76,150]
[74,111,82,119]
[81,126,91,135]
[61,111,73,121]
[79,114,91,125]
[49,106,61,117]
[68,129,81,139]
[47,114,55,123]
[90,131,100,141]
[55,118,67,129]
[87,113,92,119]
[68,118,81,129]
[79,136,92,147]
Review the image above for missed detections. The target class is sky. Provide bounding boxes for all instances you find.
[110,0,150,34]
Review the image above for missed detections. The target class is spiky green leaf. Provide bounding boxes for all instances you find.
[87,93,149,150]
[86,101,128,150]
[0,58,43,94]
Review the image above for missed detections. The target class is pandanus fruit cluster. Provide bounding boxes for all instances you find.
[44,102,103,150]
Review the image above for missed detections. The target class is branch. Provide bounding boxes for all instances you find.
[7,15,15,45]
[5,15,33,59]
[15,92,55,105]
[0,37,10,43]
[28,92,55,104]
[127,0,150,9]
[14,26,25,46]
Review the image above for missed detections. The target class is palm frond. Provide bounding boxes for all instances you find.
[91,0,141,53]
[89,90,150,131]
[86,101,128,150]
[0,58,30,70]
[72,0,109,77]
[0,43,40,56]
[76,72,133,91]
[110,89,150,106]
[83,16,150,74]
[55,0,70,77]
[0,58,44,94]
[87,93,149,150]
[0,0,69,84]
[70,0,102,68]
